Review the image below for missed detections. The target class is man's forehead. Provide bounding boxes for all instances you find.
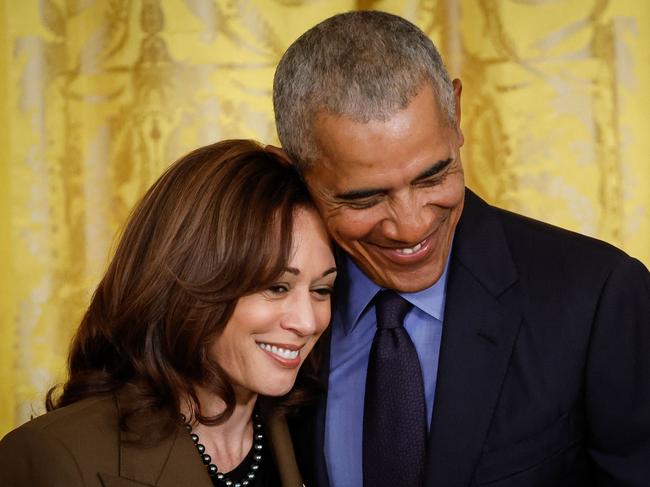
[303,84,458,190]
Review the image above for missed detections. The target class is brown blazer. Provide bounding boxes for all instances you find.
[0,394,303,487]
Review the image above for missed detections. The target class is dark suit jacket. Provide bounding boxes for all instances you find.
[291,189,650,486]
[0,393,304,487]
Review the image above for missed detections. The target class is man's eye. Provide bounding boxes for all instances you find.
[344,199,380,210]
[415,177,443,188]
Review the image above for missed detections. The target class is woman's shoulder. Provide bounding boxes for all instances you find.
[4,394,118,441]
[0,395,120,486]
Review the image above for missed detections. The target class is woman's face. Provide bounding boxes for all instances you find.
[211,207,337,397]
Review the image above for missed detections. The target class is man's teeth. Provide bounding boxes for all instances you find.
[395,242,423,255]
[258,343,299,360]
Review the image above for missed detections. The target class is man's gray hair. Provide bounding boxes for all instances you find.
[273,10,455,170]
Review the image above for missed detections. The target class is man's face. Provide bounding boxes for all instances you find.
[304,82,465,292]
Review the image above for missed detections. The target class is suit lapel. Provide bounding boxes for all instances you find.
[114,399,304,487]
[424,190,522,486]
[113,394,212,487]
[118,421,212,487]
[152,427,212,487]
[266,410,305,487]
[313,328,331,487]
[287,329,331,487]
[98,473,153,487]
[288,326,331,487]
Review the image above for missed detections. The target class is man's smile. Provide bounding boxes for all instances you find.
[367,233,434,265]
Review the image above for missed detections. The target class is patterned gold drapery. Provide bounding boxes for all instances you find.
[1,0,648,436]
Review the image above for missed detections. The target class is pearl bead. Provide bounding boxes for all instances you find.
[182,410,264,485]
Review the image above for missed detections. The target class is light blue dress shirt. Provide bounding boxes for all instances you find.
[324,255,450,487]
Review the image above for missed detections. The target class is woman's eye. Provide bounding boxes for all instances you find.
[312,287,333,298]
[267,284,290,294]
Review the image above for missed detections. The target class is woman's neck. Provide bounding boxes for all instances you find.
[185,386,258,473]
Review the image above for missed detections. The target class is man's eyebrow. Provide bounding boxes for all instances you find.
[411,158,453,183]
[334,158,454,201]
[335,187,385,201]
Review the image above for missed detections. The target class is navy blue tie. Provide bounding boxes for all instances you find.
[363,289,427,487]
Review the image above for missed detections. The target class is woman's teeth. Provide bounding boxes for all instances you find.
[395,241,423,255]
[258,343,299,360]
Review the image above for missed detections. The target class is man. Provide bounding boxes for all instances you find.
[272,11,650,487]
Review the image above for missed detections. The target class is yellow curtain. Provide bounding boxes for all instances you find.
[1,0,648,436]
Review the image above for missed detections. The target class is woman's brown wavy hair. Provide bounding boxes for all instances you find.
[46,139,321,440]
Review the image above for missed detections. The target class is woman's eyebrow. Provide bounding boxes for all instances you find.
[322,267,337,277]
[284,267,338,277]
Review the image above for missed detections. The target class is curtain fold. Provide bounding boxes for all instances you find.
[1,0,648,435]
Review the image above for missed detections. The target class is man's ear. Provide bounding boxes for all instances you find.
[452,78,464,146]
[264,145,293,167]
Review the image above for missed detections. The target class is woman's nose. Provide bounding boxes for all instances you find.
[281,293,318,336]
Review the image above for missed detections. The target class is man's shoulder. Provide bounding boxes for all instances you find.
[488,202,634,273]
[498,204,619,247]
[458,190,646,292]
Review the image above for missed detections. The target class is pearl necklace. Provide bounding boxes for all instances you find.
[181,412,264,487]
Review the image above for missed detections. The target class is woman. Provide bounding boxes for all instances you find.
[0,140,336,487]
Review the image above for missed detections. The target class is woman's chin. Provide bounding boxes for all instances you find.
[252,376,296,397]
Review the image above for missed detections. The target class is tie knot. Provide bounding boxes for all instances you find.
[375,289,412,330]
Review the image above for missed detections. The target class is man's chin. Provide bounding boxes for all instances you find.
[366,266,444,293]
[385,277,441,293]
[351,240,448,292]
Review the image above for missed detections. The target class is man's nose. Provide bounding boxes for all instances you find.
[382,193,432,242]
[281,292,318,336]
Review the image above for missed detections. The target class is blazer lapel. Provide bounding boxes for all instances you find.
[118,421,212,487]
[266,411,305,487]
[313,329,331,487]
[288,326,331,487]
[152,427,212,487]
[424,190,523,486]
[98,473,153,487]
[112,393,212,487]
